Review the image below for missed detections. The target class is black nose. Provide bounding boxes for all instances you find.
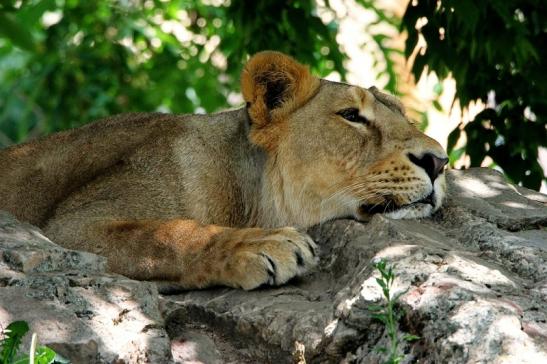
[408,153,449,182]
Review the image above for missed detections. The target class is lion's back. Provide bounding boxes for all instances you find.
[0,112,186,225]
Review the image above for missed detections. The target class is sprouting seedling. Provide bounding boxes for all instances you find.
[1,321,29,364]
[0,321,65,364]
[369,259,420,364]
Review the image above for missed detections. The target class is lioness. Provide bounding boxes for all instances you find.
[0,51,448,290]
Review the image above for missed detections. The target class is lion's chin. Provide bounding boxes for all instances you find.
[357,200,436,220]
[384,203,434,219]
[357,174,447,220]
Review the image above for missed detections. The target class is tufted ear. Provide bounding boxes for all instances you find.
[241,51,320,131]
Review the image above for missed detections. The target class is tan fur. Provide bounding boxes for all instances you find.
[0,51,448,290]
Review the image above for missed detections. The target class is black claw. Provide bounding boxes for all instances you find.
[260,253,277,285]
[305,240,317,257]
[295,251,304,267]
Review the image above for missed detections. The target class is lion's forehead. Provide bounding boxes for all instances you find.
[317,80,406,119]
[368,87,406,116]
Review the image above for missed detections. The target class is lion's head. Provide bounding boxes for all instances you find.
[241,51,448,227]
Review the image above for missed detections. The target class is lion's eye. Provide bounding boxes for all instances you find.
[337,108,369,124]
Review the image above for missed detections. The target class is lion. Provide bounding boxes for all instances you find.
[0,51,448,290]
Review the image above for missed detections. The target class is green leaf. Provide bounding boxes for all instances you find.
[371,313,387,323]
[402,334,420,342]
[375,277,387,291]
[393,288,409,302]
[0,13,36,52]
[433,82,443,96]
[374,346,387,353]
[16,0,57,25]
[12,345,59,364]
[446,125,462,154]
[449,147,465,166]
[374,259,386,271]
[367,304,385,312]
[432,100,443,112]
[34,346,57,364]
[418,112,429,132]
[1,321,30,364]
[51,352,70,364]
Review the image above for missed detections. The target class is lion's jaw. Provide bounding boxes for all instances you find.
[381,172,447,220]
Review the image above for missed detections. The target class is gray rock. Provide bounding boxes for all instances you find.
[0,211,172,364]
[1,168,546,363]
[162,168,547,363]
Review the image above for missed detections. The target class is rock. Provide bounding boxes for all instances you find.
[161,168,547,363]
[0,211,173,364]
[1,168,546,363]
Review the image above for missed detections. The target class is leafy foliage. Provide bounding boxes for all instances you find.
[402,0,546,189]
[0,0,544,190]
[13,346,58,364]
[1,321,29,364]
[369,259,419,364]
[0,321,62,364]
[354,0,402,95]
[0,0,345,146]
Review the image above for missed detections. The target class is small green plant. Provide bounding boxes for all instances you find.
[369,259,419,364]
[0,321,65,364]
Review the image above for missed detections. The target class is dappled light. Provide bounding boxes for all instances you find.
[455,177,502,199]
[2,165,546,361]
[448,169,547,232]
[503,201,535,209]
[0,308,12,331]
[402,0,546,190]
[0,211,171,362]
[0,1,545,363]
[449,309,546,362]
[446,255,515,287]
[171,337,201,363]
[0,0,544,190]
[374,244,419,261]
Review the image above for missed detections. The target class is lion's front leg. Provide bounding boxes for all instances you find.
[49,218,318,290]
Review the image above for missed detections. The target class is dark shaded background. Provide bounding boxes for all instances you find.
[0,0,545,190]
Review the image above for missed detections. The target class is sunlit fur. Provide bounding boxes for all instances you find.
[0,51,448,289]
[249,77,448,228]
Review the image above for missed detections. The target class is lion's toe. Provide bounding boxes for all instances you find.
[222,228,318,290]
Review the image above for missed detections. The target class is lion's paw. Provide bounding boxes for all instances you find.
[221,227,318,290]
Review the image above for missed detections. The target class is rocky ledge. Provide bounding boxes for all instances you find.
[1,168,546,363]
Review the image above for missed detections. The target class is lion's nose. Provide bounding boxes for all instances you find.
[408,152,449,182]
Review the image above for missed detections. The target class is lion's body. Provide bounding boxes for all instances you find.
[0,52,448,289]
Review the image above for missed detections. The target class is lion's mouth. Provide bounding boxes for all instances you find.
[359,192,435,215]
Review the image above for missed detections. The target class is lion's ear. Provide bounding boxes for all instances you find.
[241,51,320,128]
